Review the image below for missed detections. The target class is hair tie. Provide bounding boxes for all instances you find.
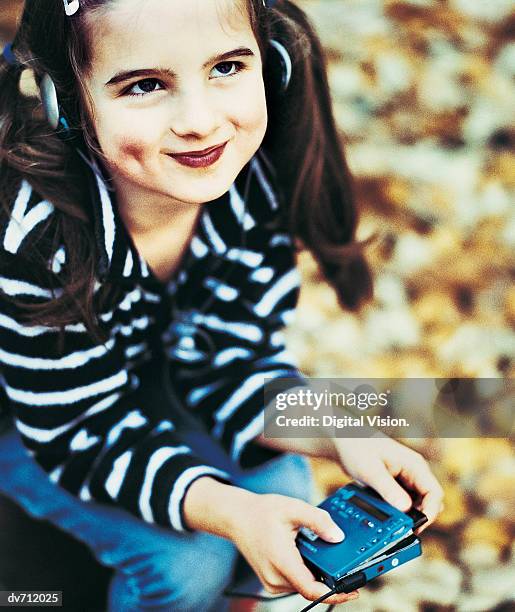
[2,43,18,67]
[63,0,80,16]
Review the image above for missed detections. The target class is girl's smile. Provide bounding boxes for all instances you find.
[83,0,268,232]
[168,141,228,168]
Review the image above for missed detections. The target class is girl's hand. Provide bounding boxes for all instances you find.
[227,492,360,605]
[332,435,444,533]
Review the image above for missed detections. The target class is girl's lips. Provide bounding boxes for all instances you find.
[169,143,227,168]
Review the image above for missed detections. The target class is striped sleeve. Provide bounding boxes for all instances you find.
[0,285,232,533]
[177,227,309,468]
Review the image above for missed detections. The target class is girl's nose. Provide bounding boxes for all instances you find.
[169,87,222,139]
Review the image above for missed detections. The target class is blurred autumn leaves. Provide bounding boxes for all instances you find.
[290,2,514,609]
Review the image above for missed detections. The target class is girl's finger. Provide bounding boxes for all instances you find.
[418,488,444,526]
[398,456,444,525]
[272,546,320,594]
[290,501,345,542]
[360,461,413,512]
[272,543,359,603]
[286,568,359,604]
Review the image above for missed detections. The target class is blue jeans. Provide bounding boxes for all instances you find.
[0,425,313,611]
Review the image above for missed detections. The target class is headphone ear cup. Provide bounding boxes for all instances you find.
[40,73,60,130]
[265,39,292,94]
[39,73,74,140]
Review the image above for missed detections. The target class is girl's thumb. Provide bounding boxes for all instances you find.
[299,506,345,543]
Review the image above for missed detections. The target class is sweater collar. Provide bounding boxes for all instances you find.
[87,148,275,287]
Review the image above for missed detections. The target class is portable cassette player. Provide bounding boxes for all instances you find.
[296,481,428,591]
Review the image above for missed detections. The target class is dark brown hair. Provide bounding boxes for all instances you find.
[0,0,373,348]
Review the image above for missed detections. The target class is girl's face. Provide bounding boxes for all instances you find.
[83,0,267,212]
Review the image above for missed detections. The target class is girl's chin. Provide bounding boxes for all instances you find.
[157,183,232,205]
[165,175,236,201]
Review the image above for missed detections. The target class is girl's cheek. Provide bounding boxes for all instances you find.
[231,80,267,130]
[96,132,149,177]
[117,139,147,163]
[95,104,157,150]
[100,119,156,163]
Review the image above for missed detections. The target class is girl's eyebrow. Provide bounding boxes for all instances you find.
[105,46,255,87]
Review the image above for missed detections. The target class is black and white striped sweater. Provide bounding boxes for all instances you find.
[0,148,307,532]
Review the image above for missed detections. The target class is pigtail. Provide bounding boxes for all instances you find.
[0,42,28,200]
[262,0,374,310]
[0,32,112,351]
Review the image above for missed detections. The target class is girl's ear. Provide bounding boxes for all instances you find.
[18,68,39,98]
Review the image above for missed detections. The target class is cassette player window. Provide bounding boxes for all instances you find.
[352,496,390,522]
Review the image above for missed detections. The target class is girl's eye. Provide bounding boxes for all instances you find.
[211,61,245,79]
[125,78,165,97]
[123,62,245,97]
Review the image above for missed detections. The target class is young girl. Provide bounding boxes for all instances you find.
[0,0,444,610]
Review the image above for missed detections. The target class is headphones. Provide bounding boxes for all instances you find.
[42,0,291,140]
[3,0,292,140]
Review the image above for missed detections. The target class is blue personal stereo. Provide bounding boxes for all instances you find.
[296,481,427,591]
